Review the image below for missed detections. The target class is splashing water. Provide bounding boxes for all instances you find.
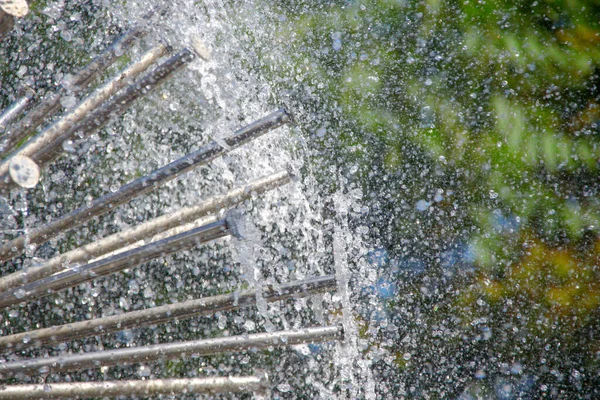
[333,190,376,399]
[0,0,393,397]
[111,1,378,396]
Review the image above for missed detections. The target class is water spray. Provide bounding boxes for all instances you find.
[0,13,342,398]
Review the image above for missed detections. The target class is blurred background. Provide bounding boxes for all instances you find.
[1,0,599,398]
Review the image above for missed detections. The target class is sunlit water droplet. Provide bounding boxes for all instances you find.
[137,365,151,377]
[243,320,256,331]
[62,140,76,152]
[511,362,523,375]
[217,315,227,329]
[416,199,431,211]
[59,95,77,109]
[277,383,293,393]
[128,280,140,295]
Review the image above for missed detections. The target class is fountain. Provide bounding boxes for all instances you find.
[0,3,345,398]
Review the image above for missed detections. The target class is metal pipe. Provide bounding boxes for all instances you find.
[0,325,343,376]
[0,88,34,133]
[0,275,336,350]
[0,170,290,291]
[59,25,147,89]
[88,215,220,263]
[0,219,231,310]
[0,376,267,399]
[0,45,168,179]
[0,22,149,157]
[90,215,220,262]
[0,108,290,262]
[0,10,14,42]
[60,4,168,90]
[29,47,199,174]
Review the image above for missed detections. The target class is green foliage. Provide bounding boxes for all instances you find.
[267,0,600,396]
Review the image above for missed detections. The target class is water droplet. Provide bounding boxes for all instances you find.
[59,95,77,109]
[482,326,492,340]
[510,362,523,374]
[119,297,130,310]
[62,140,75,152]
[277,383,293,393]
[137,365,151,377]
[0,0,28,17]
[244,320,256,331]
[332,32,342,50]
[416,199,430,211]
[143,287,154,299]
[116,330,134,344]
[217,315,227,329]
[17,65,27,77]
[128,279,140,295]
